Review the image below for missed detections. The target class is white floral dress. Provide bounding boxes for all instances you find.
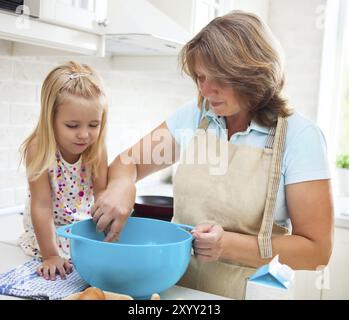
[18,152,94,260]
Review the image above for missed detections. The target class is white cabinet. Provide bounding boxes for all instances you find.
[0,0,108,56]
[0,10,104,56]
[321,226,349,299]
[40,0,108,33]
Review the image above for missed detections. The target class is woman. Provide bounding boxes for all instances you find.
[91,11,334,299]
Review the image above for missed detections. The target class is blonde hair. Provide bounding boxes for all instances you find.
[180,10,293,127]
[20,61,108,181]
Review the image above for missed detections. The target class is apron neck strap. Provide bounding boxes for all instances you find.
[265,126,277,149]
[196,104,283,152]
[197,117,210,131]
[258,116,288,259]
[197,99,211,131]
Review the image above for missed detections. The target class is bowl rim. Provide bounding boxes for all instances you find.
[57,217,193,247]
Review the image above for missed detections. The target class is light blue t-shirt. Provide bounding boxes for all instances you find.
[166,99,331,226]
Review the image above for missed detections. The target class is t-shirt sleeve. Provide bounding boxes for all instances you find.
[283,125,331,185]
[165,100,202,148]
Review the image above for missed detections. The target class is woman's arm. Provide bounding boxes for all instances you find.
[92,122,180,242]
[108,121,179,183]
[92,147,108,200]
[195,179,334,270]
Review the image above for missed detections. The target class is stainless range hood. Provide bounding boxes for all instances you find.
[105,0,191,56]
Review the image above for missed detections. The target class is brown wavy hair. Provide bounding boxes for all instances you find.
[179,10,293,127]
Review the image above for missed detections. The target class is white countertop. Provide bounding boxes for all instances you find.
[0,241,229,301]
[0,210,230,300]
[2,192,347,301]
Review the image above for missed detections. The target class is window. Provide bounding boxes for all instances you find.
[317,0,349,165]
[193,0,234,34]
[78,0,95,12]
[57,0,95,12]
[337,35,349,156]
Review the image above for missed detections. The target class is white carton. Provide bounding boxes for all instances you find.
[245,255,295,300]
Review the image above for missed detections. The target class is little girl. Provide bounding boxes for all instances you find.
[18,61,108,281]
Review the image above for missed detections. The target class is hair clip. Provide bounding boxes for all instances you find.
[69,73,91,80]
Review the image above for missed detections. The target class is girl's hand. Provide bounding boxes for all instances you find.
[191,223,224,262]
[37,256,73,281]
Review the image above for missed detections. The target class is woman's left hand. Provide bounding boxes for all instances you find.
[191,223,224,262]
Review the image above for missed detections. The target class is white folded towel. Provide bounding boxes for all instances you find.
[0,258,89,300]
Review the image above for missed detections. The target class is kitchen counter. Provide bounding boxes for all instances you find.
[0,212,229,300]
[137,184,349,230]
[3,194,347,301]
[0,242,230,301]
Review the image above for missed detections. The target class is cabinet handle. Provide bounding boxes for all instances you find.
[97,19,109,27]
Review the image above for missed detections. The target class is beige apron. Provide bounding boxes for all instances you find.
[172,110,290,300]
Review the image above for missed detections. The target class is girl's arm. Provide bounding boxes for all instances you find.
[92,147,108,201]
[26,141,72,280]
[29,171,58,260]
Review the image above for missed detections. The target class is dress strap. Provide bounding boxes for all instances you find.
[258,116,288,258]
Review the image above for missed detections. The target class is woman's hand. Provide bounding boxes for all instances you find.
[37,256,73,280]
[191,223,224,262]
[91,179,136,243]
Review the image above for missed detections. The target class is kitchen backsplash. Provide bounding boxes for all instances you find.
[0,41,196,208]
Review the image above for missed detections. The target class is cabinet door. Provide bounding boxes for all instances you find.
[41,0,107,33]
[321,227,349,299]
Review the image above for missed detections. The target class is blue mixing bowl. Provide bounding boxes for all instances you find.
[56,217,193,299]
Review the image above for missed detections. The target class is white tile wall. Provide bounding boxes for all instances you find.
[13,61,55,83]
[0,54,196,208]
[0,188,15,208]
[0,40,12,56]
[0,82,38,104]
[0,103,10,124]
[10,104,40,125]
[0,57,13,81]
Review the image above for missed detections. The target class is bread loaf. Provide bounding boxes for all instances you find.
[77,287,106,300]
[75,287,160,300]
[151,293,160,300]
